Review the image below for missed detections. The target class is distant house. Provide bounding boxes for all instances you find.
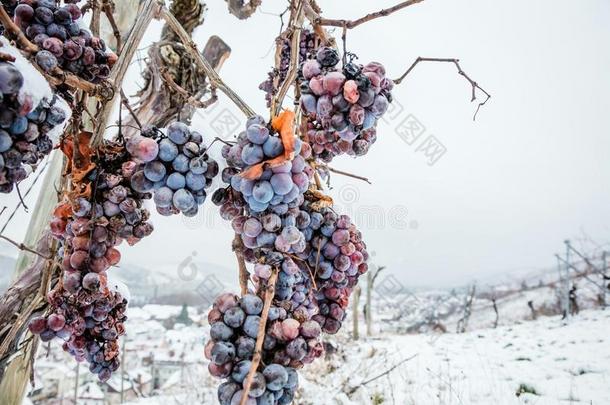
[175,304,193,325]
[103,368,153,403]
[77,382,104,405]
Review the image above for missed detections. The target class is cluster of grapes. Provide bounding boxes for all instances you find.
[0,60,67,193]
[126,122,218,217]
[29,285,127,382]
[300,47,392,162]
[206,292,323,405]
[259,29,317,107]
[29,140,154,381]
[208,199,367,404]
[221,116,311,213]
[14,0,117,82]
[296,203,369,334]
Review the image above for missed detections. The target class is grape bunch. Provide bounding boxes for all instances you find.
[259,29,317,107]
[296,202,369,334]
[29,139,154,381]
[29,284,127,382]
[221,116,311,213]
[206,292,323,405]
[0,60,67,193]
[13,0,117,82]
[300,47,392,161]
[126,122,218,217]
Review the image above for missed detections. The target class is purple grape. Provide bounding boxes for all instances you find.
[211,341,236,365]
[243,315,261,338]
[0,63,24,94]
[167,122,190,144]
[240,294,263,315]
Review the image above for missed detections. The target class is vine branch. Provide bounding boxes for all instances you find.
[159,6,256,118]
[394,57,491,120]
[314,0,425,29]
[272,0,305,116]
[239,268,279,405]
[0,235,51,260]
[232,234,250,296]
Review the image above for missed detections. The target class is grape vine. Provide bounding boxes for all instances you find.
[0,1,490,404]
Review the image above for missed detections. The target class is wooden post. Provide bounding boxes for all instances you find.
[73,362,79,403]
[120,337,127,403]
[366,272,372,336]
[352,286,361,340]
[0,151,63,405]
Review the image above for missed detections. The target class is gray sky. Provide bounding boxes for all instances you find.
[1,0,609,288]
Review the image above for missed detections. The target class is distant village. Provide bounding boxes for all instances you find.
[27,304,210,405]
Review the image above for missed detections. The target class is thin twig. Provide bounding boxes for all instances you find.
[240,268,278,405]
[325,165,372,184]
[0,235,51,260]
[14,183,28,212]
[0,158,50,233]
[393,57,491,120]
[348,354,418,394]
[102,0,122,53]
[119,89,142,129]
[272,0,304,116]
[316,0,425,29]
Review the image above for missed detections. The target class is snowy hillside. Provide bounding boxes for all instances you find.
[119,309,610,405]
[296,309,610,405]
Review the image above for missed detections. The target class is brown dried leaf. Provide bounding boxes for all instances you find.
[53,202,73,219]
[240,110,296,180]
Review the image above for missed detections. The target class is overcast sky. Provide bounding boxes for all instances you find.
[1,0,609,289]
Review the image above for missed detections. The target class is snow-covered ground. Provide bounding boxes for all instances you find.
[116,309,610,405]
[296,309,610,405]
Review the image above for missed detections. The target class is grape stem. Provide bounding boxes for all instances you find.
[302,0,333,46]
[159,6,256,118]
[232,234,250,296]
[91,0,161,146]
[239,267,279,405]
[393,57,492,121]
[314,0,425,29]
[323,165,372,185]
[271,0,305,117]
[101,0,123,54]
[119,89,142,129]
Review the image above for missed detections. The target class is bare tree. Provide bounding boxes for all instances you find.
[456,284,476,333]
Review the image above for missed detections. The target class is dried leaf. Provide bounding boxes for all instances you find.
[60,131,96,183]
[240,110,296,180]
[53,202,72,219]
[305,189,334,211]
